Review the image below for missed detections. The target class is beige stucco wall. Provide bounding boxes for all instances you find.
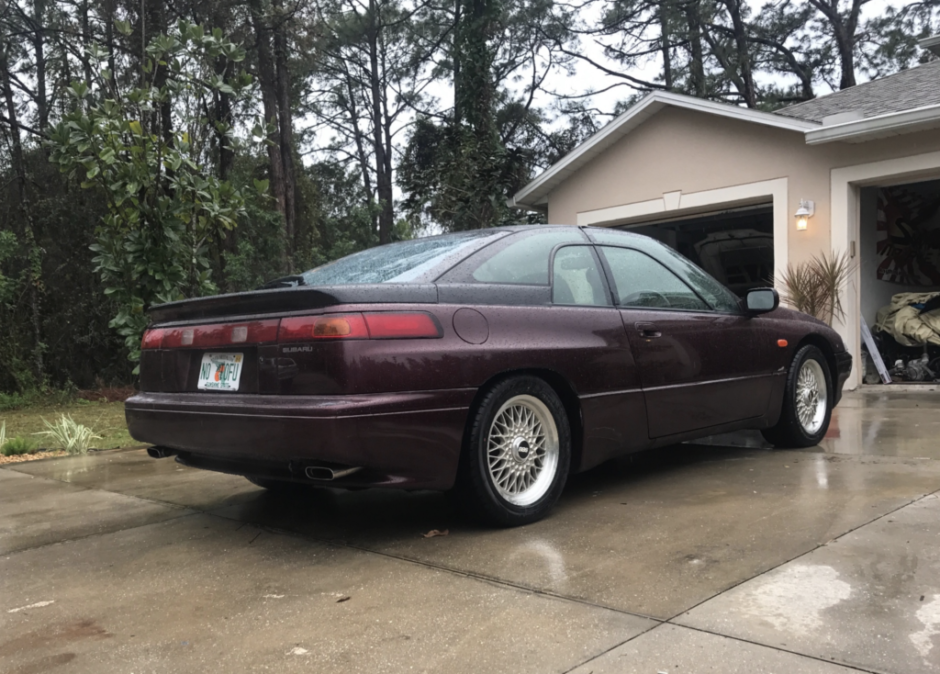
[546,106,940,268]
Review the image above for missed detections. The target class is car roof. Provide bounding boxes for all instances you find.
[432,224,651,241]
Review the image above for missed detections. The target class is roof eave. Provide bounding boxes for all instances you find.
[511,91,816,209]
[804,104,940,145]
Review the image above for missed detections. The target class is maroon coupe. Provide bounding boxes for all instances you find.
[126,226,852,526]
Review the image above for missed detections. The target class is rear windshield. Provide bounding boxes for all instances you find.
[301,230,504,285]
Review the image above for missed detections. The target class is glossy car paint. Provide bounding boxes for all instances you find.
[126,226,851,491]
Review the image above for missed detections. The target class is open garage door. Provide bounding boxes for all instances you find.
[617,204,774,298]
[859,179,940,386]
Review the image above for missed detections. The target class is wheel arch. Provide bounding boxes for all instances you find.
[467,368,584,473]
[795,333,838,386]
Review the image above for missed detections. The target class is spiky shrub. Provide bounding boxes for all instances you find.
[777,252,854,326]
[34,414,101,455]
[1,436,39,456]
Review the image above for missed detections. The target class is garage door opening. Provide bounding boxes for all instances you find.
[616,204,774,298]
[859,179,940,386]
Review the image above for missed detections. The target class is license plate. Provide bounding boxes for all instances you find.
[197,353,244,391]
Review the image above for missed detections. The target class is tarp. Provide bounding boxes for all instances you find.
[874,292,940,347]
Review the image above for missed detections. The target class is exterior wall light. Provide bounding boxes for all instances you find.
[795,199,814,231]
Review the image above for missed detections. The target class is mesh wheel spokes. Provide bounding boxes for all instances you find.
[796,360,828,435]
[486,395,559,507]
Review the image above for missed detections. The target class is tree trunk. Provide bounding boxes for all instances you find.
[249,0,288,269]
[835,23,856,89]
[105,0,117,92]
[272,0,296,267]
[722,0,757,107]
[30,0,49,130]
[211,7,237,291]
[146,1,172,144]
[452,0,462,127]
[1,48,43,383]
[808,0,859,90]
[659,1,673,90]
[80,0,94,88]
[367,0,393,244]
[342,67,376,212]
[684,4,706,98]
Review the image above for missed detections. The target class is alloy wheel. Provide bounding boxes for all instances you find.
[796,359,828,435]
[485,394,560,507]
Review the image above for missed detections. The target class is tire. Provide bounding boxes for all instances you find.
[761,345,833,449]
[453,376,571,527]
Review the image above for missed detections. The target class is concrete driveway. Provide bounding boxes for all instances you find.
[2,389,939,674]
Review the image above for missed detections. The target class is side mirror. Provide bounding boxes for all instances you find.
[745,287,779,314]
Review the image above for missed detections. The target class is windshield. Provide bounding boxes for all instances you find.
[301,230,504,285]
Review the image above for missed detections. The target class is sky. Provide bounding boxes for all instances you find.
[301,0,908,214]
[539,0,900,126]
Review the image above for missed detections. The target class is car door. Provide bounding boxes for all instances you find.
[596,245,770,438]
[437,232,650,467]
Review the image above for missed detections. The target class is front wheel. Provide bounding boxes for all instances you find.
[761,345,833,448]
[453,376,571,527]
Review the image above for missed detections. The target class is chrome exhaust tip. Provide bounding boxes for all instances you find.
[147,446,176,459]
[304,466,362,481]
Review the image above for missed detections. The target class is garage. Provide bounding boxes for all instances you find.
[859,178,940,385]
[618,204,774,298]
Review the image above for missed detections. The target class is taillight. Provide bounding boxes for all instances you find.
[143,313,442,348]
[277,312,442,342]
[279,314,369,342]
[364,312,441,339]
[141,320,279,349]
[141,328,165,349]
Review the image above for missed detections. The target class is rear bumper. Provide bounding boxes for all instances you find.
[834,351,852,405]
[125,389,475,490]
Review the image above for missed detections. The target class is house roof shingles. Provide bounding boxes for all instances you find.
[776,59,940,123]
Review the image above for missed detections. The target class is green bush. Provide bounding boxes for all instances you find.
[0,387,77,411]
[1,436,39,456]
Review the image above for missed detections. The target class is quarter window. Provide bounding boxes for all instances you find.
[467,229,586,284]
[552,246,610,306]
[599,246,708,311]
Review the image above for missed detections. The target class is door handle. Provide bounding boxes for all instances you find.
[635,322,661,338]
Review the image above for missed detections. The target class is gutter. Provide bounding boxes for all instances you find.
[804,103,940,145]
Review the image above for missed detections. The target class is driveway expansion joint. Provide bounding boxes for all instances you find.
[1,509,200,557]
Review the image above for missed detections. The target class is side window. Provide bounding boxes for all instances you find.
[599,246,708,311]
[465,229,586,284]
[552,246,610,306]
[654,245,742,312]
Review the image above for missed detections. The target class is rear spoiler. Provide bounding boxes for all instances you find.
[148,284,439,325]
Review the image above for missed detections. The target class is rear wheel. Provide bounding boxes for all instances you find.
[453,376,571,527]
[762,345,833,448]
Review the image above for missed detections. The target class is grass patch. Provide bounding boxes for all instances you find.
[0,400,138,451]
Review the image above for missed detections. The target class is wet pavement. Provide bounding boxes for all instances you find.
[2,389,939,673]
